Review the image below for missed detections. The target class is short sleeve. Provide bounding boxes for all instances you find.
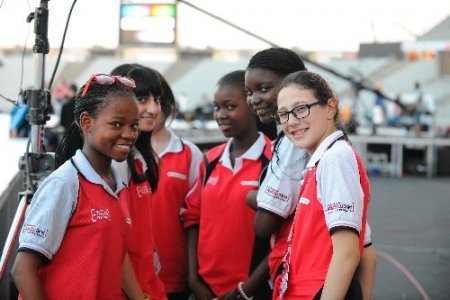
[18,171,79,260]
[317,145,364,233]
[185,140,204,195]
[181,162,204,228]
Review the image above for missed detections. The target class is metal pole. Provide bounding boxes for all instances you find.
[0,0,53,282]
[0,197,28,279]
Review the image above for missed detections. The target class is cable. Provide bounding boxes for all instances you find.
[47,0,78,90]
[177,0,405,109]
[0,93,18,106]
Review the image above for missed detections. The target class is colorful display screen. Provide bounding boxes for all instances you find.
[119,1,177,46]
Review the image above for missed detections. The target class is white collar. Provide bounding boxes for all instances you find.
[306,130,345,169]
[72,149,127,197]
[159,128,183,156]
[219,132,267,168]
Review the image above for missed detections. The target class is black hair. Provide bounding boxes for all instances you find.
[55,75,136,167]
[127,67,163,100]
[247,47,306,77]
[111,64,160,192]
[110,63,143,77]
[217,69,246,89]
[153,69,176,123]
[69,83,78,93]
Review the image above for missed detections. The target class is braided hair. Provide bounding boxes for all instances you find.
[55,77,136,167]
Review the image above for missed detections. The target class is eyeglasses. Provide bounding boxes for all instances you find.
[81,74,136,97]
[273,101,323,124]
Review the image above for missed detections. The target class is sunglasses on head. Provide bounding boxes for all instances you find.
[81,74,136,97]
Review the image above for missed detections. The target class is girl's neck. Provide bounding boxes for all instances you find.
[307,127,338,156]
[151,126,171,155]
[229,131,260,166]
[81,149,116,190]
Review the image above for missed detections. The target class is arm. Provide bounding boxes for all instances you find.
[187,226,214,300]
[246,190,284,237]
[240,255,270,296]
[253,210,283,238]
[245,190,258,210]
[11,252,46,300]
[320,230,360,300]
[357,245,377,300]
[122,252,144,300]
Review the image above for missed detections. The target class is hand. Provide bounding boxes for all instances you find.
[189,278,215,300]
[217,289,238,300]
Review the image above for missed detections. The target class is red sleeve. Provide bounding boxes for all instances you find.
[181,160,205,228]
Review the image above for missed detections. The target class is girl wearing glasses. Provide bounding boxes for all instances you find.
[11,74,145,299]
[245,48,376,300]
[273,70,370,300]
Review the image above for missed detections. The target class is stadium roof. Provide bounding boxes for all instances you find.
[418,16,450,41]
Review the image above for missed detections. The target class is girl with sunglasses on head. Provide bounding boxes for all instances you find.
[273,70,370,300]
[125,65,203,300]
[184,70,272,300]
[245,48,376,300]
[111,64,166,300]
[11,74,145,299]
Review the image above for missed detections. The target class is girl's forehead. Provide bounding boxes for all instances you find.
[214,84,246,100]
[103,94,137,109]
[246,68,283,82]
[278,87,315,106]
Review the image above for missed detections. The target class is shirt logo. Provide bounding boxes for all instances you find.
[263,186,290,203]
[91,209,112,222]
[22,224,48,238]
[167,171,187,180]
[299,197,310,205]
[325,202,355,213]
[136,185,151,198]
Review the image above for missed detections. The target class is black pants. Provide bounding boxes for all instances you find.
[167,288,192,300]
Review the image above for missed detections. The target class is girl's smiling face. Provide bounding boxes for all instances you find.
[81,94,139,163]
[214,84,257,139]
[245,68,284,124]
[136,94,162,132]
[277,85,337,155]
